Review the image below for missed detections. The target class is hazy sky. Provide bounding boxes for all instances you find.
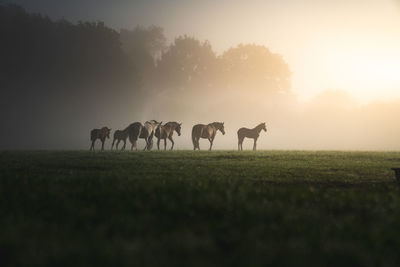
[8,0,400,103]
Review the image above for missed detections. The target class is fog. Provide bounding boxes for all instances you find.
[1,3,400,150]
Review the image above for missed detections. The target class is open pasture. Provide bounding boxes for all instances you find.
[2,150,400,266]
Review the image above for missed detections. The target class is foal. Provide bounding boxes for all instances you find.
[237,123,267,151]
[90,127,111,151]
[111,128,129,150]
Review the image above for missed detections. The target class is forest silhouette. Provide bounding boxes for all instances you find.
[1,4,400,150]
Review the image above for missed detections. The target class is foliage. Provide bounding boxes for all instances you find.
[156,35,218,90]
[220,44,291,93]
[120,25,167,74]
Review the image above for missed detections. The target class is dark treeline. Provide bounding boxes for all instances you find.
[0,4,291,149]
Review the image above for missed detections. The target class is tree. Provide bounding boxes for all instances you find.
[219,44,291,94]
[0,4,139,149]
[156,35,218,91]
[120,26,167,74]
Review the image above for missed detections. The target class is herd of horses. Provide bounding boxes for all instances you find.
[90,121,267,151]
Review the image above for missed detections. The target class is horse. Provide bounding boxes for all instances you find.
[125,122,143,151]
[237,123,267,151]
[90,127,111,151]
[111,128,129,151]
[192,122,225,151]
[139,120,162,151]
[155,122,182,150]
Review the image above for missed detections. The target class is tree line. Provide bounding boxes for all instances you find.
[0,4,291,149]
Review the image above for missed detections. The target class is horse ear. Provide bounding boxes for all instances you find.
[179,123,182,126]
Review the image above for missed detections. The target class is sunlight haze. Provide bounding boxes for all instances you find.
[12,0,400,102]
[3,0,400,150]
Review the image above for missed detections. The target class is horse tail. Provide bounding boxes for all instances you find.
[237,128,244,144]
[137,125,142,141]
[191,126,197,148]
[90,129,96,141]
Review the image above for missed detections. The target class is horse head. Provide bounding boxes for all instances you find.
[175,122,182,136]
[106,128,111,138]
[262,122,267,132]
[218,122,225,135]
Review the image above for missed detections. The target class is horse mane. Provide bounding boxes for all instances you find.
[254,123,265,131]
[209,122,223,128]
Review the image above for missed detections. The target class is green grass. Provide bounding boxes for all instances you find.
[2,150,400,266]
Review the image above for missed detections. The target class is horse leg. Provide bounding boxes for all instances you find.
[149,135,154,150]
[101,139,105,151]
[164,138,167,150]
[148,137,154,151]
[122,140,126,151]
[116,140,120,150]
[208,138,213,151]
[253,138,257,151]
[157,137,160,151]
[144,137,149,151]
[168,136,174,150]
[131,139,137,151]
[90,140,95,151]
[130,137,135,151]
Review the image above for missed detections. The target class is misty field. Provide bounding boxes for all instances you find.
[2,151,400,266]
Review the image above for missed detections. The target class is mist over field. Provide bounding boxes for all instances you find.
[1,1,400,150]
[4,2,400,266]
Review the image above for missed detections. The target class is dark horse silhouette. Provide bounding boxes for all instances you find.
[111,128,129,151]
[90,127,111,151]
[125,122,143,151]
[155,122,182,150]
[192,122,225,151]
[237,123,267,151]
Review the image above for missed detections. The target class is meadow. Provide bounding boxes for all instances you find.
[2,150,400,266]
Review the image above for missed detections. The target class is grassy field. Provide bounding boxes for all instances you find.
[2,150,400,266]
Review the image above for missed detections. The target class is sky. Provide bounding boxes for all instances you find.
[7,0,400,103]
